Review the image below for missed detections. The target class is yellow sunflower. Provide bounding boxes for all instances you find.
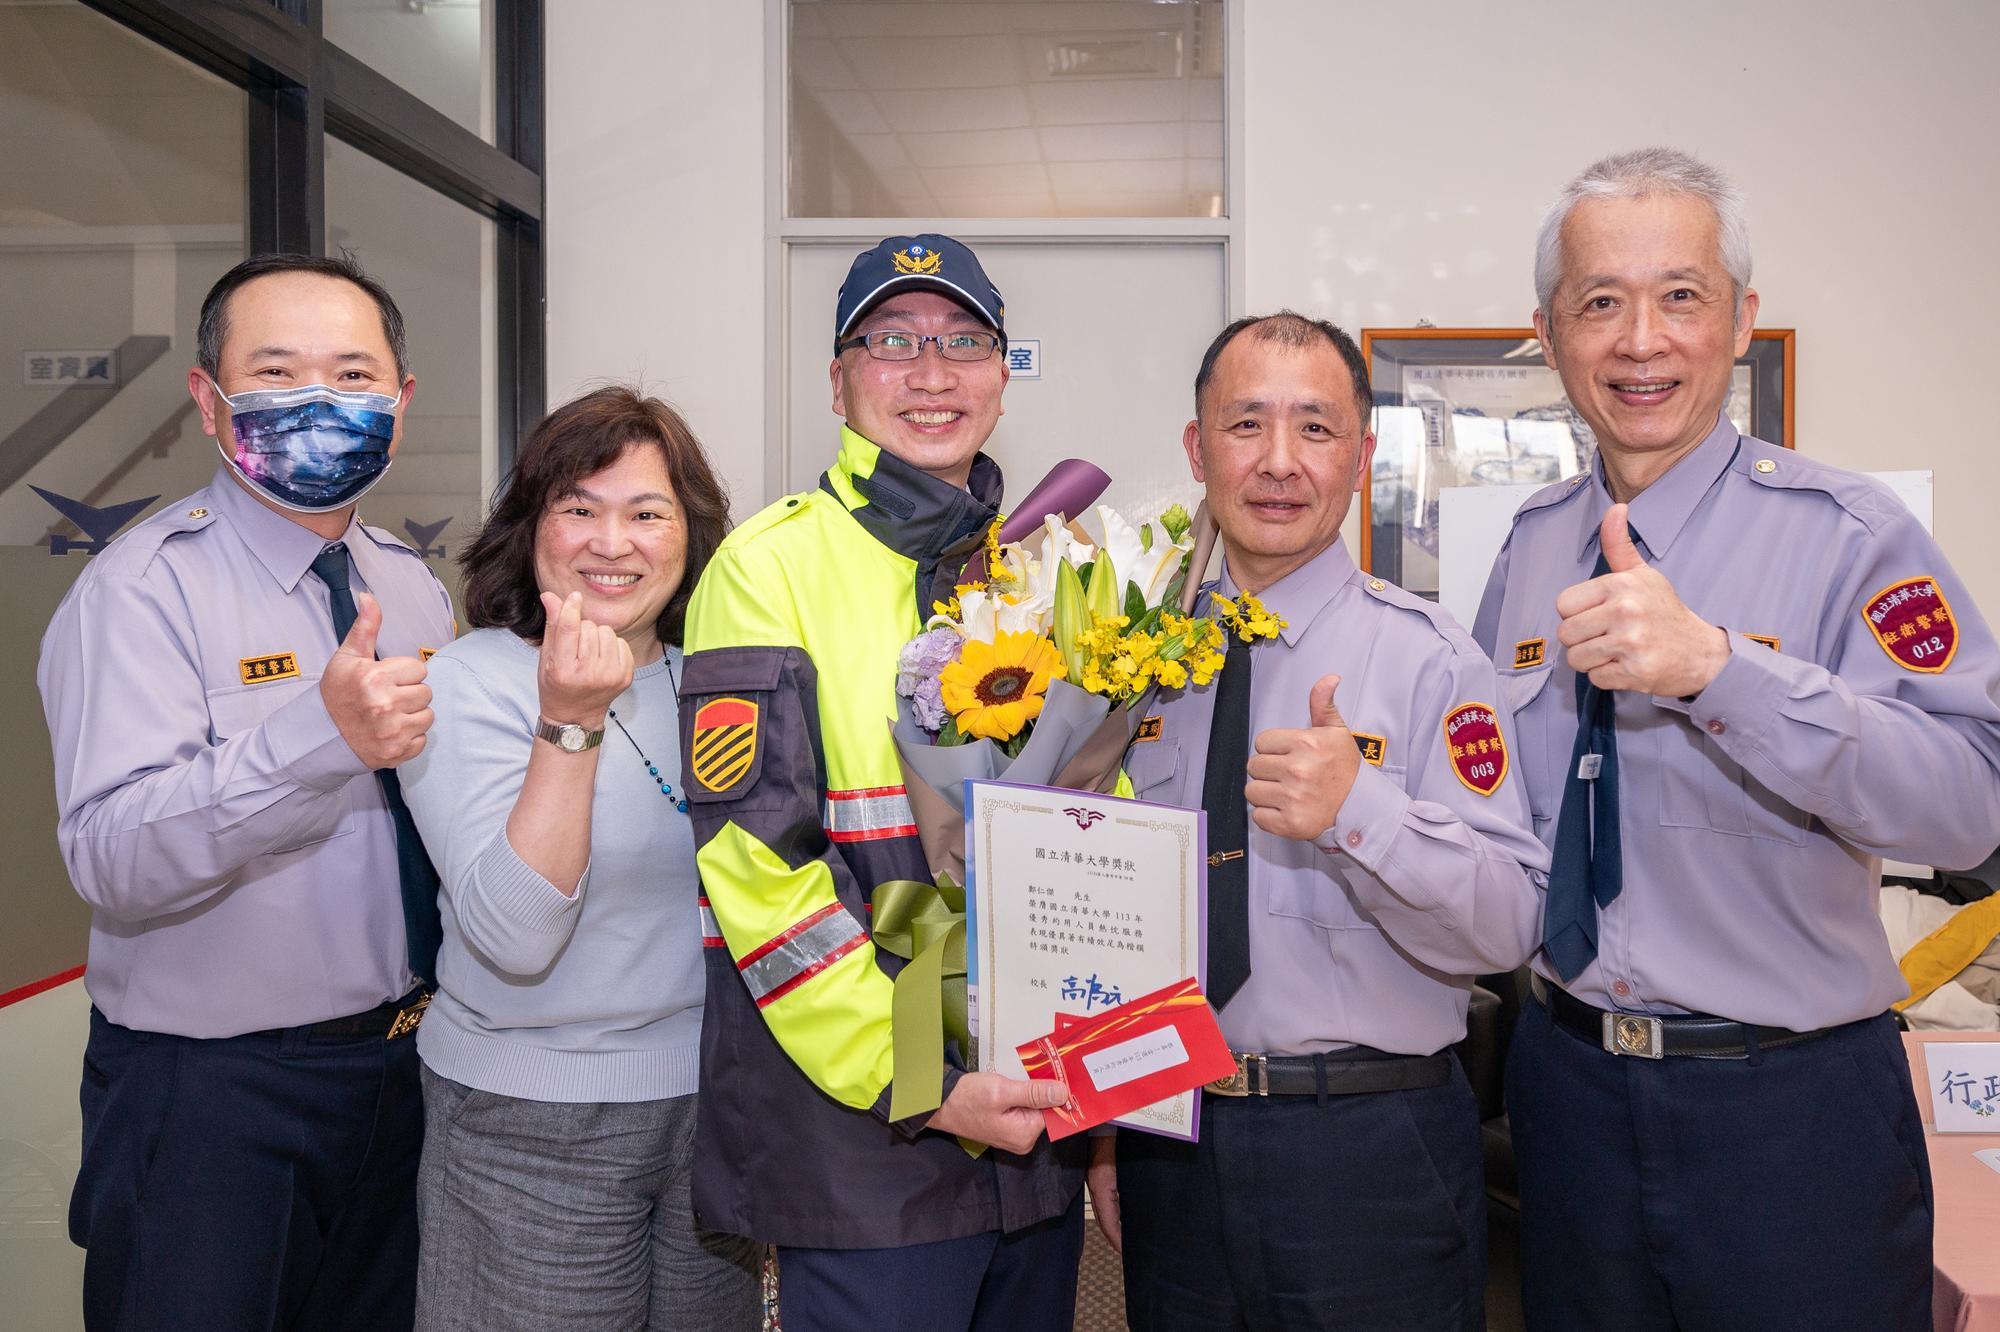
[939,630,1066,741]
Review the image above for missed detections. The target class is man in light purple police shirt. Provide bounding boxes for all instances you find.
[1088,313,1549,1331]
[1474,148,2000,1330]
[37,253,453,1332]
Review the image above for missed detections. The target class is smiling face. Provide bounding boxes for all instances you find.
[829,290,1007,487]
[532,442,687,659]
[1536,193,1758,484]
[1184,334,1376,593]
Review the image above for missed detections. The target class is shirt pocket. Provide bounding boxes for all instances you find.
[1500,664,1559,828]
[1124,739,1185,804]
[1653,717,1809,846]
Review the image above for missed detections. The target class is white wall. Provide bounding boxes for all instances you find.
[545,0,768,513]
[547,0,2000,610]
[1242,0,2000,610]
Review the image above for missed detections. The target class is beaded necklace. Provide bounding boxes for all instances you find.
[606,653,688,815]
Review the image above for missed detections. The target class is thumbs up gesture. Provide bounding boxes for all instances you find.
[1555,503,1730,696]
[1245,674,1362,842]
[320,591,435,768]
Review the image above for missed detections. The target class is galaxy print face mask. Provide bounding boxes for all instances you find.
[210,380,400,513]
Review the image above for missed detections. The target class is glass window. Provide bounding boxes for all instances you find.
[789,0,1225,218]
[0,0,245,1107]
[324,0,497,143]
[325,135,496,595]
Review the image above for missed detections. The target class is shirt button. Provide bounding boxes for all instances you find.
[1707,719,1727,735]
[1754,459,1777,474]
[1346,830,1363,849]
[1612,980,1632,998]
[1368,578,1386,592]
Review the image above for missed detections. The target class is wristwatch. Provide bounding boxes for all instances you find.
[534,717,604,754]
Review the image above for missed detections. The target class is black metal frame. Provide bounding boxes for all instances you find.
[79,0,545,468]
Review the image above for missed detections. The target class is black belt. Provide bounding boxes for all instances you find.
[1206,1046,1452,1097]
[1531,975,1835,1060]
[258,989,431,1042]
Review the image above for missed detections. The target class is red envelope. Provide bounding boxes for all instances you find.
[1016,977,1235,1141]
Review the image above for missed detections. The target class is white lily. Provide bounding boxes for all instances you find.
[1034,513,1097,597]
[1091,503,1193,605]
[937,585,1053,642]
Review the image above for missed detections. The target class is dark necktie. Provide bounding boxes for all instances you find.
[1201,633,1254,1009]
[1542,531,1637,982]
[310,544,442,989]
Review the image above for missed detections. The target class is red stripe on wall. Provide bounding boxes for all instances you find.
[0,964,85,1010]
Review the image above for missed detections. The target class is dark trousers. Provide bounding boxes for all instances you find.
[777,1194,1083,1332]
[1117,1060,1486,1331]
[70,1007,424,1332]
[1508,996,1933,1331]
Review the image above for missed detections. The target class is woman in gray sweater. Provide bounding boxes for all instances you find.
[401,387,759,1330]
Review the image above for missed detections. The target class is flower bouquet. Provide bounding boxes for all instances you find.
[890,496,1281,883]
[877,478,1282,1124]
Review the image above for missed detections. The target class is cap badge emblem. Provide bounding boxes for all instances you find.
[892,245,942,276]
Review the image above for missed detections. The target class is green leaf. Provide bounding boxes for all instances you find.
[1123,580,1148,621]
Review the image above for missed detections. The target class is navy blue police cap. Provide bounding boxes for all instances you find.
[834,234,1006,348]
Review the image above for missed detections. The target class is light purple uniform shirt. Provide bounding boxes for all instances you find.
[38,467,455,1037]
[1473,415,2000,1029]
[1124,538,1549,1058]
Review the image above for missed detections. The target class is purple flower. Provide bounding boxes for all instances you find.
[898,628,962,733]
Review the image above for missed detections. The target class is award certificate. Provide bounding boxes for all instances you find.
[964,779,1207,1139]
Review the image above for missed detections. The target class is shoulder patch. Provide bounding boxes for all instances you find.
[1742,441,1907,535]
[1862,577,1957,673]
[1442,701,1507,795]
[1355,571,1485,659]
[1513,637,1546,669]
[722,489,823,549]
[239,651,300,684]
[690,696,760,792]
[1513,471,1594,522]
[1352,732,1386,767]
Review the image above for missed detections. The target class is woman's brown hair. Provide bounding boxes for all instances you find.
[460,386,730,646]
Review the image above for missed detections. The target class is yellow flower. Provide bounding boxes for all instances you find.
[939,630,1065,741]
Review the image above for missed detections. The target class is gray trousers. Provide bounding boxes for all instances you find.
[415,1065,763,1332]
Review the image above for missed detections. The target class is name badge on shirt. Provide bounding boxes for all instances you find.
[1134,716,1164,743]
[1513,638,1546,669]
[1744,633,1781,652]
[239,651,300,684]
[1352,732,1386,766]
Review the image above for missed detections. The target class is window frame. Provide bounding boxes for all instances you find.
[78,0,546,477]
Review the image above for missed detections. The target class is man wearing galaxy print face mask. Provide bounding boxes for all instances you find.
[37,253,455,1331]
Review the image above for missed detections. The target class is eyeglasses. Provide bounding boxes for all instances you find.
[837,329,1002,363]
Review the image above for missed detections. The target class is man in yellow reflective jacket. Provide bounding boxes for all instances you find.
[680,235,1083,1331]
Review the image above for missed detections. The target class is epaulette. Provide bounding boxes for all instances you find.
[718,487,824,551]
[1510,470,1594,526]
[357,520,425,558]
[1354,569,1486,659]
[85,497,216,578]
[1737,437,1904,535]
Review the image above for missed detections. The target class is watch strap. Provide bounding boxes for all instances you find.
[533,718,605,751]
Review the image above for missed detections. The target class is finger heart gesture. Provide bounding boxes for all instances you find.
[537,591,634,727]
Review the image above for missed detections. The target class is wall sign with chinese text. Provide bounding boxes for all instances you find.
[24,350,120,387]
[1005,338,1041,379]
[1922,1041,2000,1132]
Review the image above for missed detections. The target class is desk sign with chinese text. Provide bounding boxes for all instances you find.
[1922,1041,2000,1132]
[964,779,1205,1139]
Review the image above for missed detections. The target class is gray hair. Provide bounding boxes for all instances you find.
[1533,147,1752,314]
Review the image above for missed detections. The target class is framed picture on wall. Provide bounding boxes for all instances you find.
[1358,327,1795,598]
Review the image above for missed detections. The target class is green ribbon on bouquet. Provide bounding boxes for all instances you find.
[872,874,984,1155]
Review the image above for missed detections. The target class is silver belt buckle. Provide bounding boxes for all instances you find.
[1206,1050,1267,1096]
[1603,1011,1665,1059]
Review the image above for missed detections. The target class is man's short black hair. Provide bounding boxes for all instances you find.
[1192,310,1373,429]
[196,252,410,380]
